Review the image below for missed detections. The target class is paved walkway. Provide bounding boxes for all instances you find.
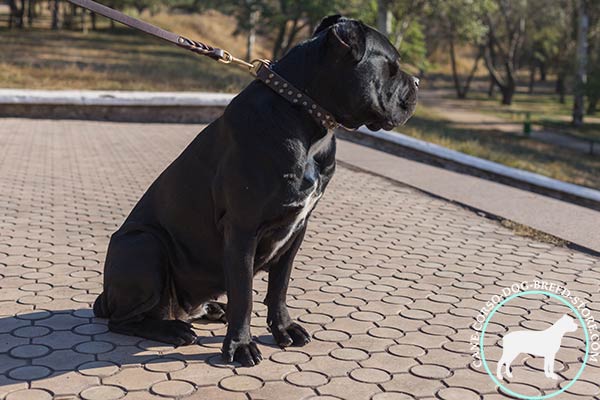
[0,119,599,400]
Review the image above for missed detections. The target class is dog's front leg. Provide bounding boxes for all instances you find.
[265,226,311,348]
[221,227,262,367]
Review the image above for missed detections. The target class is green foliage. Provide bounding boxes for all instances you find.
[397,20,427,69]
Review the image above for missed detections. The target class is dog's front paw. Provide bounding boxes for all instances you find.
[222,335,262,367]
[270,321,311,348]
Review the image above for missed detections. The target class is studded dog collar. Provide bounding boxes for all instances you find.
[253,61,351,131]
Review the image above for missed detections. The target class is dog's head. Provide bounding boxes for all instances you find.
[309,15,418,131]
[558,315,578,333]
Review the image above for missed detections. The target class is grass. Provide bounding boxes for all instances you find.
[461,91,600,141]
[500,219,567,246]
[398,104,600,190]
[0,12,262,92]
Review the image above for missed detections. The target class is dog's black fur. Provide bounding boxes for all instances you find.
[93,15,418,366]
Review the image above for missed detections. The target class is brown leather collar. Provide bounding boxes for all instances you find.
[253,61,340,131]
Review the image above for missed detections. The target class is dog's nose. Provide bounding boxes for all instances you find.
[412,76,420,88]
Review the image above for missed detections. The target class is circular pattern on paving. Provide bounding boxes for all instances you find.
[410,364,452,379]
[334,296,367,307]
[220,375,264,392]
[350,311,384,322]
[285,371,329,387]
[10,344,51,359]
[152,380,196,397]
[330,347,370,361]
[388,344,426,358]
[298,313,334,324]
[270,350,311,365]
[145,357,187,372]
[349,367,392,384]
[313,329,351,343]
[436,387,481,400]
[13,326,51,338]
[75,341,115,354]
[371,392,416,400]
[80,385,125,400]
[77,360,120,377]
[367,327,404,339]
[8,365,52,380]
[6,389,53,400]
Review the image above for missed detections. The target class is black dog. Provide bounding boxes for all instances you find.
[94,15,418,366]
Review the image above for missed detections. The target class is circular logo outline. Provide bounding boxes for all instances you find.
[479,290,590,400]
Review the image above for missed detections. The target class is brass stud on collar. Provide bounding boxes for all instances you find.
[288,90,293,95]
[268,73,274,78]
[274,81,279,86]
[311,104,317,109]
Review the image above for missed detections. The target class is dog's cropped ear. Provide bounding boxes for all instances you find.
[325,20,367,62]
[313,15,345,36]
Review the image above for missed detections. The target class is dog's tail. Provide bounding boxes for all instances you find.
[496,357,504,379]
[93,292,109,318]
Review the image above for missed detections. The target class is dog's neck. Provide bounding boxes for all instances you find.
[269,35,344,138]
[547,319,568,334]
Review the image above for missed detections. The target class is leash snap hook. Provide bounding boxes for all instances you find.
[217,50,232,64]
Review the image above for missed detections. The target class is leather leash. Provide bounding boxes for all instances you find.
[66,0,350,131]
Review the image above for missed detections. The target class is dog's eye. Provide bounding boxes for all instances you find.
[388,61,399,77]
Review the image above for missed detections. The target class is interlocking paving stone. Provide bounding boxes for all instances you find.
[0,119,599,399]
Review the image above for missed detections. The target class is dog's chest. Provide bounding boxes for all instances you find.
[262,132,333,264]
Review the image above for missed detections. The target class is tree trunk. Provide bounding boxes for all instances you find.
[501,85,515,105]
[449,38,481,99]
[51,0,60,29]
[27,0,33,27]
[488,76,495,97]
[272,20,287,60]
[540,62,547,81]
[528,64,535,94]
[246,10,258,61]
[587,97,597,115]
[377,0,391,37]
[81,7,87,33]
[572,0,588,127]
[449,36,464,98]
[557,74,566,103]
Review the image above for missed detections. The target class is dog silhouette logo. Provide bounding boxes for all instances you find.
[497,314,578,380]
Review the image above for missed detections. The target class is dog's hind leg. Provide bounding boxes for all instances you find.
[187,302,227,323]
[97,231,197,346]
[498,350,518,379]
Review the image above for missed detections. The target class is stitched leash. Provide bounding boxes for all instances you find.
[66,0,352,131]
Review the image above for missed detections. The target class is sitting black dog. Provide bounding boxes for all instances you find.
[94,15,418,366]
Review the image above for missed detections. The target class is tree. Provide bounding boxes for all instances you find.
[428,0,489,99]
[572,0,588,126]
[481,0,528,105]
[377,0,391,36]
[265,0,342,59]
